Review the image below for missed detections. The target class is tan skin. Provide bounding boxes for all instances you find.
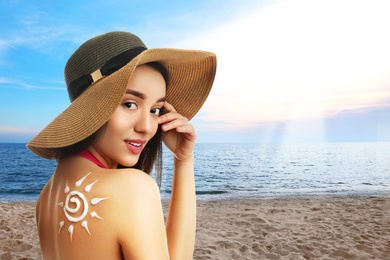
[36,65,197,259]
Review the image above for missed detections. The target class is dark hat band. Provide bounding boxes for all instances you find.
[68,46,147,101]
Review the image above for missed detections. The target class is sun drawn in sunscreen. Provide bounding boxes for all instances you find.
[57,172,108,241]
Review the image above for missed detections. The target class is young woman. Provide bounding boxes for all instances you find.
[27,31,216,259]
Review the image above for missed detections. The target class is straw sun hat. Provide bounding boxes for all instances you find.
[27,31,217,159]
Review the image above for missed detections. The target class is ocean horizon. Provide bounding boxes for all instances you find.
[1,142,390,203]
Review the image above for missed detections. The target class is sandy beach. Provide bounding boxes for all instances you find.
[1,196,389,259]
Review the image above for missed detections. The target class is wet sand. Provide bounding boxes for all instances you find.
[1,196,390,259]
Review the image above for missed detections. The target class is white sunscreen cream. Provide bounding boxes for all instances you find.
[90,211,103,219]
[57,172,109,242]
[68,225,74,242]
[59,221,64,233]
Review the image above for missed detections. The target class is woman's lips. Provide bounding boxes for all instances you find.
[125,139,146,154]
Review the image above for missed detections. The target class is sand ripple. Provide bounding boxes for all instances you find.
[193,197,390,259]
[1,197,390,259]
[0,203,41,260]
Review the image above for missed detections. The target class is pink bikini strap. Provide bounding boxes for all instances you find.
[74,150,107,169]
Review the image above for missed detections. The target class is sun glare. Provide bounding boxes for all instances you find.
[176,0,390,130]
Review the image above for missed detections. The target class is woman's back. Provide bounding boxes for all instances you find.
[36,155,168,260]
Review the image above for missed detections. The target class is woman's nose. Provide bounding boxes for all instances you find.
[134,111,154,134]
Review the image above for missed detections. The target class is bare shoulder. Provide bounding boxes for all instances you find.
[103,168,160,199]
[97,168,162,221]
[100,168,168,258]
[58,167,162,228]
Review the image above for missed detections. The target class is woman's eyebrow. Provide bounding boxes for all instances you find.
[126,90,145,99]
[157,97,166,103]
[125,90,166,103]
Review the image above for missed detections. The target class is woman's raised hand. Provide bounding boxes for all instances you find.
[159,102,196,162]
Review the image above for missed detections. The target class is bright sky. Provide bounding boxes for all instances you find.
[1,0,390,143]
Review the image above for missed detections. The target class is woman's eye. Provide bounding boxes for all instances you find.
[124,102,137,110]
[151,108,161,116]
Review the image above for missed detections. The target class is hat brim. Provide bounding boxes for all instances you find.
[27,48,216,159]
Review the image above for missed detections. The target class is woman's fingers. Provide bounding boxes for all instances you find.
[161,117,189,132]
[175,124,195,135]
[159,112,188,125]
[160,102,196,160]
[159,102,190,131]
[162,101,177,113]
[159,101,196,138]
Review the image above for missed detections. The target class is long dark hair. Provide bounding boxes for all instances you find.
[54,62,169,187]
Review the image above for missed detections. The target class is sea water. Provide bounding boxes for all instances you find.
[1,142,389,202]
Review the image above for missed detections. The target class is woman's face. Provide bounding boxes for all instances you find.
[93,65,166,168]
